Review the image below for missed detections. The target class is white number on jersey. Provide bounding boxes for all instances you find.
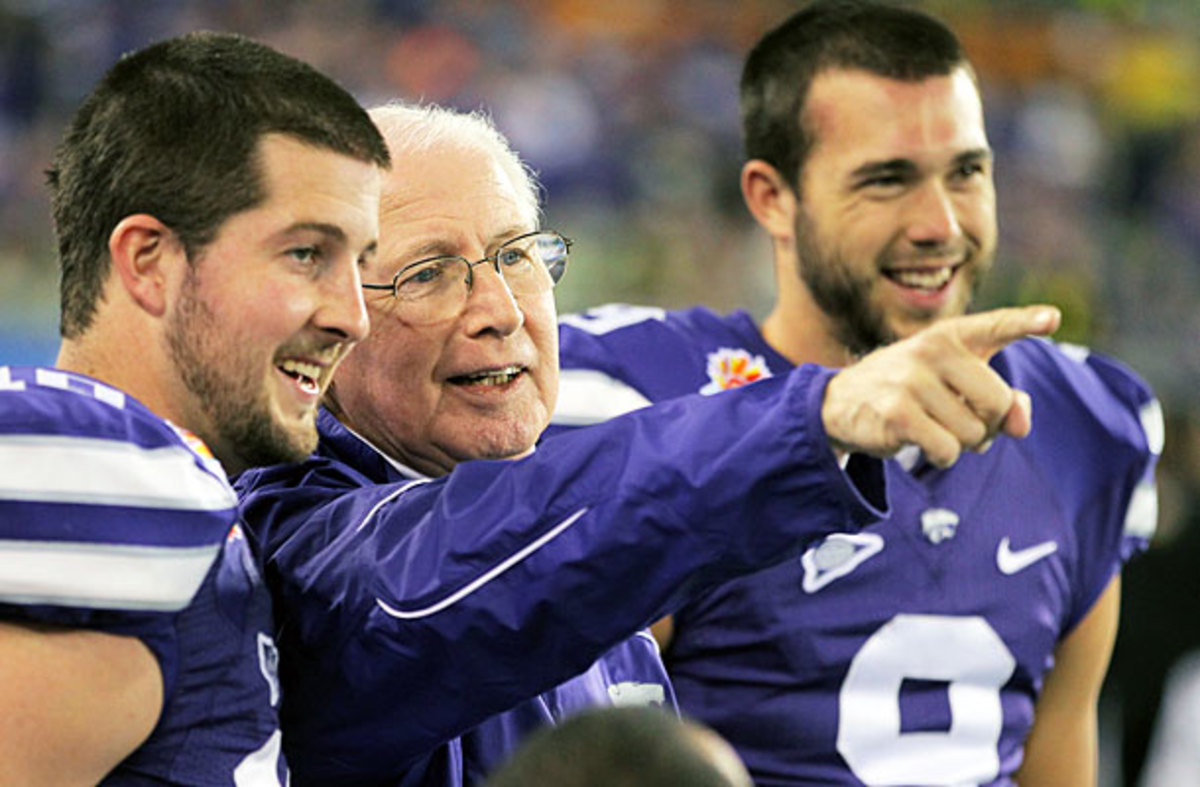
[232,729,285,786]
[837,614,1016,786]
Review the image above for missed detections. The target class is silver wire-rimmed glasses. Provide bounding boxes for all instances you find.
[362,230,571,324]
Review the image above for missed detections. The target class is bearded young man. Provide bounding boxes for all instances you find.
[0,32,389,784]
[550,2,1161,785]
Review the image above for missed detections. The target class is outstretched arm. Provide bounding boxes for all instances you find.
[242,305,1059,782]
[245,363,881,781]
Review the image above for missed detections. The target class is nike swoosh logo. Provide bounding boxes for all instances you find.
[996,537,1058,575]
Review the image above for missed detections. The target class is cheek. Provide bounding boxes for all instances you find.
[246,278,314,329]
[526,300,560,374]
[339,330,434,408]
[958,187,997,237]
[973,208,999,250]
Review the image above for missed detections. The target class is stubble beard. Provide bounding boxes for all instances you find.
[793,208,989,357]
[166,266,317,471]
[793,207,897,358]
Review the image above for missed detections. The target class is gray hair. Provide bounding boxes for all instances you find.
[368,102,541,226]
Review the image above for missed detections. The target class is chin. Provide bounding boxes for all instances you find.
[262,412,319,463]
[476,442,537,463]
[456,428,538,463]
[290,426,321,459]
[276,411,319,447]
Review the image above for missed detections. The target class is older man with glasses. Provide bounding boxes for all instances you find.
[235,102,1060,786]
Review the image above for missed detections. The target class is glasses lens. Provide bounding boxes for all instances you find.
[395,256,468,323]
[488,233,559,295]
[522,232,569,285]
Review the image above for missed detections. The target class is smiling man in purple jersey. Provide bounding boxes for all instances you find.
[549,1,1161,785]
[0,32,389,785]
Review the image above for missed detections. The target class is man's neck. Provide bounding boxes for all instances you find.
[760,302,855,369]
[337,419,432,481]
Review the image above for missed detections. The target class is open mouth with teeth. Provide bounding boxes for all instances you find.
[883,262,964,293]
[449,365,525,387]
[278,359,322,395]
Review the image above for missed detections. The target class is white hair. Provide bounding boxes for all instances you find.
[368,102,542,226]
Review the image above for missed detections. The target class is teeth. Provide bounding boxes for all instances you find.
[279,359,322,392]
[888,267,953,291]
[460,366,522,386]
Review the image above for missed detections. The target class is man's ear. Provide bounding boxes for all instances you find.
[108,215,186,318]
[741,159,798,240]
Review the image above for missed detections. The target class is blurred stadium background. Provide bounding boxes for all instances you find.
[1,1,1197,783]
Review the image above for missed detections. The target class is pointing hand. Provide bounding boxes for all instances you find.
[821,305,1061,468]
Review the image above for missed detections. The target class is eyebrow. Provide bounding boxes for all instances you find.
[849,147,992,183]
[284,221,349,244]
[273,222,378,264]
[399,226,532,262]
[954,148,993,166]
[848,159,917,186]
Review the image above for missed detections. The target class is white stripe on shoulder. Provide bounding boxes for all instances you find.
[1056,342,1092,364]
[0,434,235,511]
[552,369,651,426]
[376,506,590,620]
[1140,399,1165,456]
[0,539,221,611]
[560,304,665,336]
[1124,479,1158,541]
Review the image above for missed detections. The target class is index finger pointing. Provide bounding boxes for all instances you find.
[949,305,1061,360]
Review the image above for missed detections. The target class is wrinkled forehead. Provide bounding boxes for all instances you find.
[376,145,536,261]
[385,142,526,205]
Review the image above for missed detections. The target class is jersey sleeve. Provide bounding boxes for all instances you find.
[236,362,887,783]
[1000,341,1161,631]
[551,303,759,436]
[0,367,235,690]
[549,304,670,431]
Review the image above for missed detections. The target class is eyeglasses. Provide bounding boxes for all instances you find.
[362,230,571,324]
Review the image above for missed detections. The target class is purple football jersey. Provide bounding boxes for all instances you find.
[551,305,1160,786]
[0,366,285,785]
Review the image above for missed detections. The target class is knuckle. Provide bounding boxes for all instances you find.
[878,395,914,430]
[975,391,1012,427]
[964,419,989,447]
[905,335,940,364]
[891,360,929,392]
[927,437,960,469]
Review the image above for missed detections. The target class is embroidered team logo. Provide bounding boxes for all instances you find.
[699,348,773,395]
[920,508,960,544]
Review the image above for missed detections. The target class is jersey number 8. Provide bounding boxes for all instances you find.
[837,614,1016,785]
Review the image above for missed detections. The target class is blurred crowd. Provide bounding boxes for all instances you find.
[1,1,1198,783]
